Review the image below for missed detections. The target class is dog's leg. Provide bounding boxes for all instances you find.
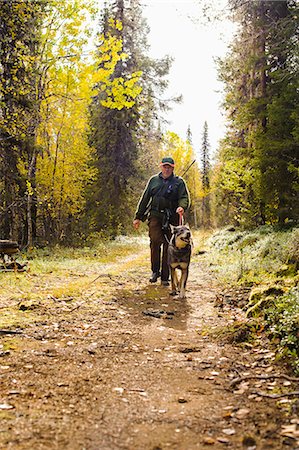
[178,269,182,293]
[170,267,178,296]
[179,267,189,299]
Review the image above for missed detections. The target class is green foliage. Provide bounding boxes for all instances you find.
[212,146,261,227]
[208,226,299,284]
[0,0,101,245]
[88,1,173,236]
[207,225,299,372]
[214,0,299,228]
[0,0,45,242]
[265,288,299,374]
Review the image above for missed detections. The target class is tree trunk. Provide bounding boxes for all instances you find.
[26,150,36,248]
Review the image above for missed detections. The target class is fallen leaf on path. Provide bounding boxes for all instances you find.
[202,436,215,445]
[0,403,14,410]
[234,382,249,394]
[222,428,236,435]
[291,419,299,425]
[235,408,250,419]
[217,437,230,443]
[281,424,299,438]
[113,387,124,394]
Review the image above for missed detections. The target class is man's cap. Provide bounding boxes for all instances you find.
[160,157,175,167]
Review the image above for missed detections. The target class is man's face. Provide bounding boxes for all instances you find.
[161,164,174,179]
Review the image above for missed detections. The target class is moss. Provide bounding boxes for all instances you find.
[207,320,262,344]
[246,295,276,317]
[205,226,299,372]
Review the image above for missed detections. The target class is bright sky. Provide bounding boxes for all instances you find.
[141,0,236,159]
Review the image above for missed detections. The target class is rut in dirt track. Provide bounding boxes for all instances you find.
[0,244,298,450]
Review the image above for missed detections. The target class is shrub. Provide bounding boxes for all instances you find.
[265,288,299,373]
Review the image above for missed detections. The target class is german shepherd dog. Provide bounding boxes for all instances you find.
[168,224,192,298]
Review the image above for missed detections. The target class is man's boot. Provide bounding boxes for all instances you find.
[149,271,160,283]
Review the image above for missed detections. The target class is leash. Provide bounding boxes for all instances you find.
[163,230,171,245]
[178,211,184,226]
[164,211,184,245]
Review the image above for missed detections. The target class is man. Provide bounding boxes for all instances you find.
[133,157,190,285]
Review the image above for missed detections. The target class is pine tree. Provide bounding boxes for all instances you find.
[201,121,211,227]
[0,0,45,243]
[215,0,299,227]
[88,1,140,236]
[186,125,192,145]
[88,0,173,236]
[184,126,199,227]
[201,121,210,191]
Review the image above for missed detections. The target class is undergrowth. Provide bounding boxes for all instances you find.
[0,235,148,330]
[206,225,299,373]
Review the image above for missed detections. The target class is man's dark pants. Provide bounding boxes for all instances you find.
[148,216,171,281]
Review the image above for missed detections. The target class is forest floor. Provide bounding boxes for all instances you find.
[0,235,299,450]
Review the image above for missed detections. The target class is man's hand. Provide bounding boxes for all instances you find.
[176,207,184,215]
[133,219,141,230]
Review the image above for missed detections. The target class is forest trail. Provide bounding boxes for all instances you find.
[0,239,298,450]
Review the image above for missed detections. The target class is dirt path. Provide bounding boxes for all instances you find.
[0,244,298,450]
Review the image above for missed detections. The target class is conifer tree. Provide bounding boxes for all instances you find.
[186,125,192,145]
[200,121,211,227]
[185,125,199,227]
[0,0,45,243]
[89,0,173,235]
[215,0,299,227]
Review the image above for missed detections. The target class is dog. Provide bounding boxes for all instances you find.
[167,224,192,298]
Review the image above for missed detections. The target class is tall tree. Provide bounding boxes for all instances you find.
[35,0,100,244]
[186,125,192,145]
[89,0,173,236]
[200,121,211,227]
[0,0,45,243]
[214,0,299,227]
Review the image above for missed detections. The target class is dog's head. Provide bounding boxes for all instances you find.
[170,224,192,249]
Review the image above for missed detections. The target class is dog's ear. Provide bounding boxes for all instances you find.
[185,223,190,229]
[169,224,176,233]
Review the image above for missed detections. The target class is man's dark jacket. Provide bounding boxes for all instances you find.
[134,172,190,223]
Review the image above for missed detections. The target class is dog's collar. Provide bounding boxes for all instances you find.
[169,242,191,253]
